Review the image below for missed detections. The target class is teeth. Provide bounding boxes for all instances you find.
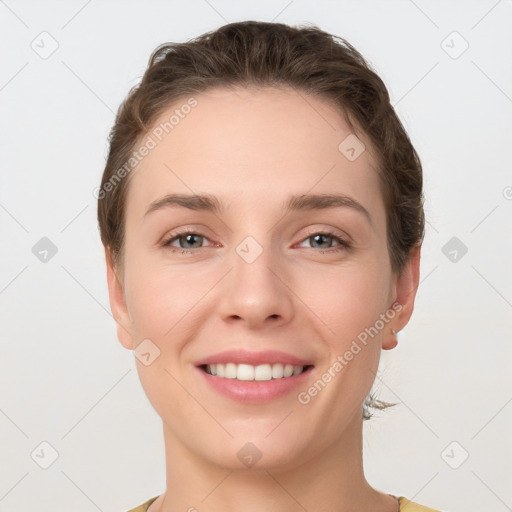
[205,363,307,381]
[225,363,237,379]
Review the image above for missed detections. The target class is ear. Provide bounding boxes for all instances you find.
[382,244,421,350]
[104,246,134,350]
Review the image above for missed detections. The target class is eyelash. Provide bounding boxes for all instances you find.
[161,229,351,255]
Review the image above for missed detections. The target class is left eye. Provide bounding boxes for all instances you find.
[297,232,350,252]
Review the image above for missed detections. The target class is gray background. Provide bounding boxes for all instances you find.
[0,1,511,511]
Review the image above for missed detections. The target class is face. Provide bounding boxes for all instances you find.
[106,85,419,471]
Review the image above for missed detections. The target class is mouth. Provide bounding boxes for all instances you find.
[199,363,314,381]
[196,362,315,403]
[194,349,315,403]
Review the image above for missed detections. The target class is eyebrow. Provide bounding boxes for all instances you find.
[144,192,373,226]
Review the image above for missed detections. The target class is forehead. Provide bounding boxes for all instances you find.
[125,85,384,225]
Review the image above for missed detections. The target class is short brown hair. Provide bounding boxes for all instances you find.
[97,20,425,419]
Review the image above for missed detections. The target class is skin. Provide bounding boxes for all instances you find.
[105,85,420,512]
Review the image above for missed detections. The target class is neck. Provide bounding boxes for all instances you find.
[152,410,398,512]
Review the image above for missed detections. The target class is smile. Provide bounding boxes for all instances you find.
[202,363,312,381]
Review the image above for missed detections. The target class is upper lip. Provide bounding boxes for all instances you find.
[195,349,314,367]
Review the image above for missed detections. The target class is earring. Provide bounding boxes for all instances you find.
[391,329,397,335]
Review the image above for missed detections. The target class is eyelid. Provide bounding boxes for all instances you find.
[160,224,213,244]
[299,226,352,243]
[161,228,216,249]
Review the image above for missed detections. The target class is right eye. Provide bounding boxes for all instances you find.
[161,230,212,253]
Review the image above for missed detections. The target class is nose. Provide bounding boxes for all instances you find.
[216,242,295,330]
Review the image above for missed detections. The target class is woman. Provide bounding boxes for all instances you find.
[98,20,442,512]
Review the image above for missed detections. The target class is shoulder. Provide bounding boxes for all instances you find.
[125,495,159,512]
[399,496,444,511]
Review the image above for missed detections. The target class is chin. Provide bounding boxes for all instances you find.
[199,433,309,473]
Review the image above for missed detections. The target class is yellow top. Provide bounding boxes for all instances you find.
[126,495,443,511]
[126,495,158,512]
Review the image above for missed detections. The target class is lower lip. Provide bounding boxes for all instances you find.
[196,366,314,404]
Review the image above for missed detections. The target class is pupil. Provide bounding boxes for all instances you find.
[184,234,201,248]
[313,234,329,248]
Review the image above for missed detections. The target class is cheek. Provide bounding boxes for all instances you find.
[295,262,388,395]
[127,276,194,343]
[126,265,203,419]
[294,260,388,337]
[123,244,200,335]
